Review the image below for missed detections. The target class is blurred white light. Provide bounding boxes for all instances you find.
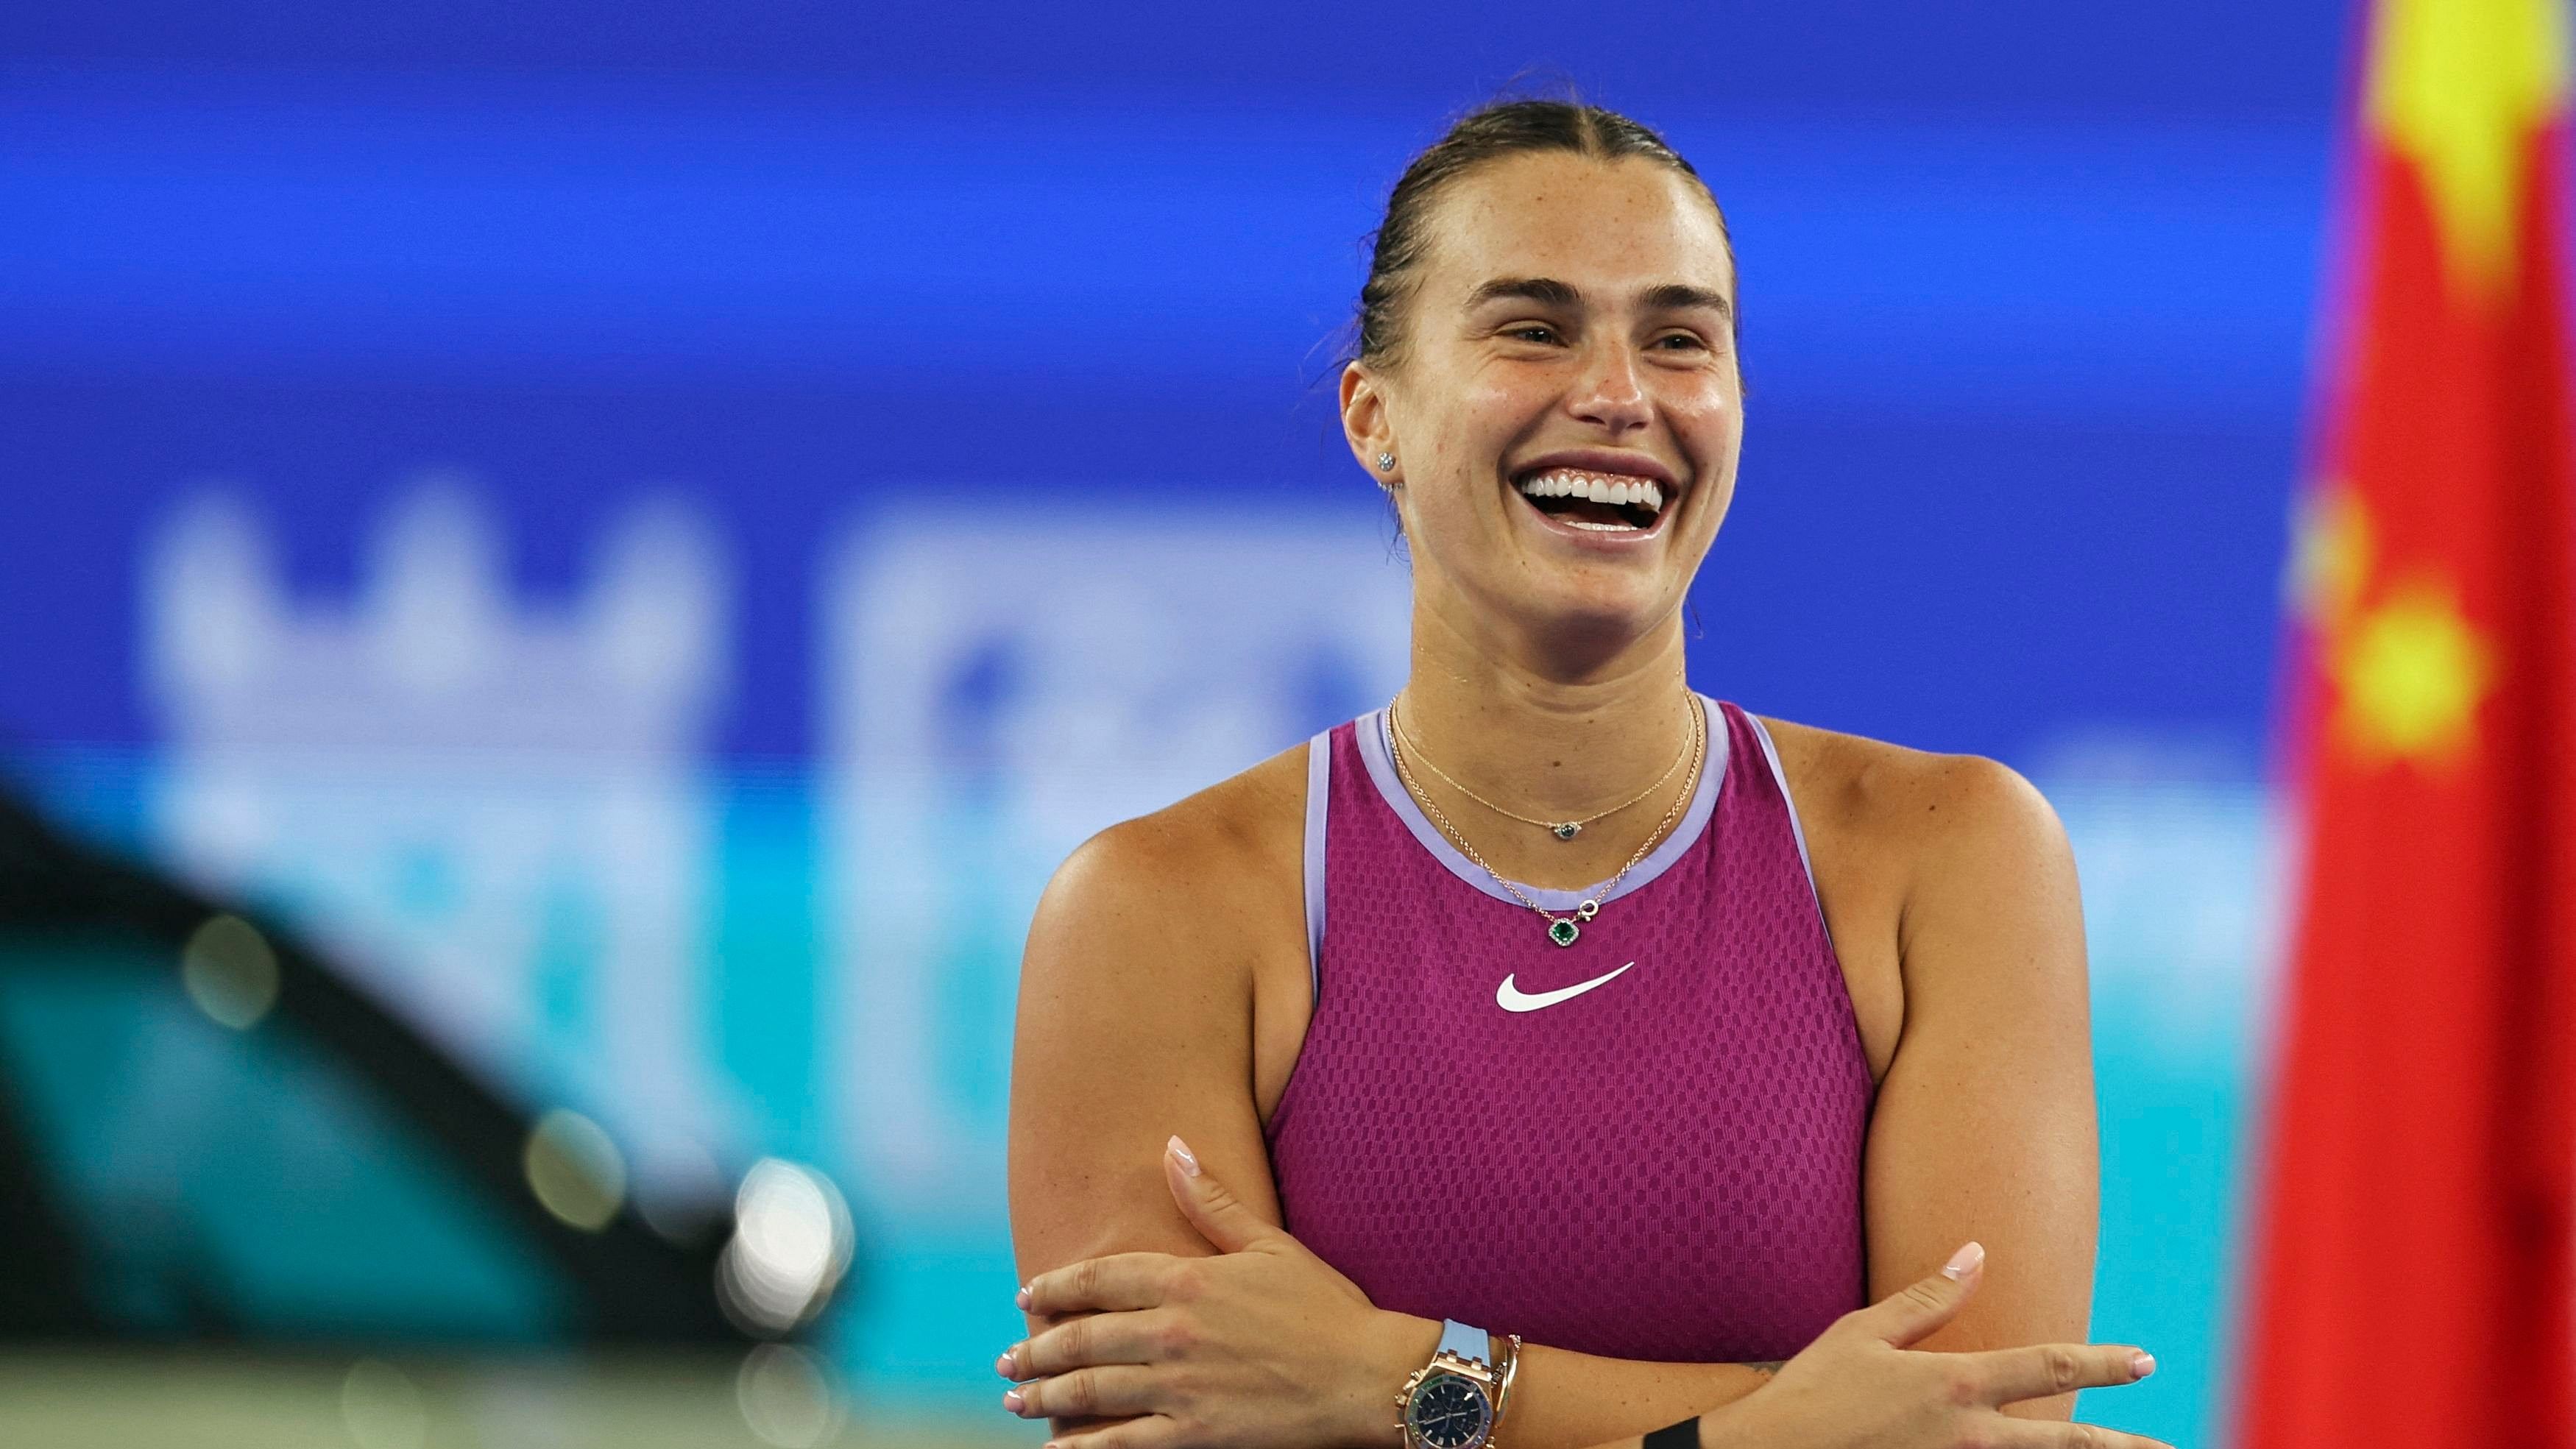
[179,913,280,1030]
[341,1358,428,1449]
[734,1343,841,1449]
[523,1108,627,1231]
[718,1158,854,1333]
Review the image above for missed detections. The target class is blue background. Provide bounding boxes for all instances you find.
[1,3,2359,1443]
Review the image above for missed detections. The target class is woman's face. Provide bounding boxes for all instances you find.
[1345,151,1743,656]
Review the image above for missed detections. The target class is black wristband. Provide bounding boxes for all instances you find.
[1642,1418,1699,1449]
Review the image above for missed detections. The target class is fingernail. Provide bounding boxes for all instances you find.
[1167,1134,1201,1177]
[994,1347,1017,1378]
[2131,1351,2156,1379]
[1015,1283,1031,1310]
[1002,1389,1026,1414]
[1942,1241,1985,1280]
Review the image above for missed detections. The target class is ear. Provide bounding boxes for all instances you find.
[1339,362,1395,478]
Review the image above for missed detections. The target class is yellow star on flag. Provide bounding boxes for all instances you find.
[2368,0,2569,297]
[2332,573,2497,767]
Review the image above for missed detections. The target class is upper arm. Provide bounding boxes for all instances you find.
[1006,808,1298,1308]
[1861,757,2098,1416]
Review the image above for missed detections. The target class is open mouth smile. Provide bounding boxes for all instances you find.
[1510,467,1673,538]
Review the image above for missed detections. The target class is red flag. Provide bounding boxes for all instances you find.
[2237,1,2576,1445]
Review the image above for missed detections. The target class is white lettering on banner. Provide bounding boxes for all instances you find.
[819,509,1409,1223]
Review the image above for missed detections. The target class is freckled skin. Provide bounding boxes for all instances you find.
[1346,152,1744,692]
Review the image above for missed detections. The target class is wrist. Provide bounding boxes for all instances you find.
[1687,1391,1763,1449]
[1351,1311,1443,1447]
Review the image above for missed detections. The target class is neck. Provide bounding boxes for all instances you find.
[1395,593,1699,830]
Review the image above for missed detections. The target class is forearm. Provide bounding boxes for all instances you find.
[1378,1312,1774,1449]
[1510,1346,1770,1449]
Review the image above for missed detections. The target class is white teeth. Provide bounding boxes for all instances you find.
[1514,468,1670,515]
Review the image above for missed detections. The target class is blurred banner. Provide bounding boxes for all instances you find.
[0,4,2363,1444]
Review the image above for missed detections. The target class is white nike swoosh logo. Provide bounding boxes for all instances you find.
[1496,961,1638,1013]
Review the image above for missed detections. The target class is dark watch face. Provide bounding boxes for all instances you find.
[1406,1372,1493,1449]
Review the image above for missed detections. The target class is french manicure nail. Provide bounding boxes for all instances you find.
[1167,1134,1202,1177]
[1941,1241,1985,1280]
[1015,1283,1031,1310]
[2131,1352,2156,1379]
[994,1348,1016,1378]
[1002,1389,1026,1414]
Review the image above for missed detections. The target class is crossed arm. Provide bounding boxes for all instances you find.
[1005,752,2112,1448]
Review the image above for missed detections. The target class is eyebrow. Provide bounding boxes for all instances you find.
[1466,276,1583,308]
[1640,283,1735,322]
[1465,276,1734,324]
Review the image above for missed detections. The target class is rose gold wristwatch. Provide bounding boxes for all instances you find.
[1395,1321,1521,1449]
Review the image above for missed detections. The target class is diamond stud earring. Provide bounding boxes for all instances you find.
[1376,453,1396,472]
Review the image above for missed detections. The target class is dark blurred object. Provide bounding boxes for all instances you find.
[0,786,764,1347]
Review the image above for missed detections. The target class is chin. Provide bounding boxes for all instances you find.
[1511,575,1677,650]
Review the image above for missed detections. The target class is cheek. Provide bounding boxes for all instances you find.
[1403,473,1495,550]
[1691,478,1740,539]
[1444,390,1531,463]
[1401,387,1540,533]
[1677,369,1744,425]
[1674,389,1744,467]
[1441,366,1557,450]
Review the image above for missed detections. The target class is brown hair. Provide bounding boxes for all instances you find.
[1353,98,1736,371]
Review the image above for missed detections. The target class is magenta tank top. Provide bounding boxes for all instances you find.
[1264,698,1872,1364]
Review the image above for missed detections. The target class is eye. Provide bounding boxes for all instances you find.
[1504,324,1562,345]
[1652,331,1708,352]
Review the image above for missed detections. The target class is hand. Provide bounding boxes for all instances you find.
[1699,1243,2168,1449]
[999,1136,1426,1448]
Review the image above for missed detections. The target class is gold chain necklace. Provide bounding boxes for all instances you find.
[1388,695,1695,842]
[1387,693,1706,947]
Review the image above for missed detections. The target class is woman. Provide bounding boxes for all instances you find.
[1000,100,2165,1449]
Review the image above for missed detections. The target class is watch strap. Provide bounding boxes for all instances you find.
[1437,1317,1490,1364]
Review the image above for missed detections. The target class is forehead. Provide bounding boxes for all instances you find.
[1419,151,1735,305]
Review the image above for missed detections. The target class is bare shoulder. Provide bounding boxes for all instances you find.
[1030,742,1307,960]
[1751,715,2078,1078]
[1018,741,1311,1065]
[1754,714,2070,892]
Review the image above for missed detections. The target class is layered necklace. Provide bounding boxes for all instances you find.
[1386,693,1706,948]
[1390,697,1696,842]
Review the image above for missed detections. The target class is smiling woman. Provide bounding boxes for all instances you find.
[1003,99,2168,1449]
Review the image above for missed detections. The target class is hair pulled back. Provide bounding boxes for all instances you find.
[1354,98,1734,372]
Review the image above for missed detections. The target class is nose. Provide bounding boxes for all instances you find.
[1568,340,1651,434]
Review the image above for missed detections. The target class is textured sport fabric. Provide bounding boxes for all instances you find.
[1264,698,1872,1364]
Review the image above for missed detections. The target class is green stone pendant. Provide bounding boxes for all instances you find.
[1551,822,1581,841]
[1548,918,1580,947]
